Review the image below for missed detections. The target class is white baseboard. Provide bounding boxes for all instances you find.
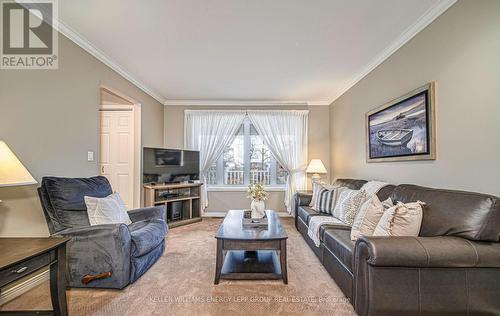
[0,269,49,305]
[202,212,227,217]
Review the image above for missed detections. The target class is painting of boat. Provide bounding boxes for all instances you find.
[395,113,406,120]
[366,82,436,162]
[377,129,413,147]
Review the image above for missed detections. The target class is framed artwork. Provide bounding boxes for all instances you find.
[366,82,436,162]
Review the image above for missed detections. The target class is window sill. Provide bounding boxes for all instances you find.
[207,186,286,192]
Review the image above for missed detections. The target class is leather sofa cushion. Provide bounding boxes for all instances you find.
[376,185,396,201]
[319,224,350,242]
[333,179,367,190]
[323,228,355,272]
[129,219,167,257]
[392,185,500,241]
[297,206,330,225]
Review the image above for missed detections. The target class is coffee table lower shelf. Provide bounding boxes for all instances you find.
[220,250,282,281]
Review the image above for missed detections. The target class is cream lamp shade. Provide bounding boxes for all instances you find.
[306,159,327,182]
[306,159,327,174]
[0,141,37,187]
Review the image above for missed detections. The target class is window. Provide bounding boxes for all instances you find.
[207,118,287,187]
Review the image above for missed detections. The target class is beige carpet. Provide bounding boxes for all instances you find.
[1,218,355,315]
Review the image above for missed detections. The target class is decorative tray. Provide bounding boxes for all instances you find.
[242,217,269,228]
[242,210,268,228]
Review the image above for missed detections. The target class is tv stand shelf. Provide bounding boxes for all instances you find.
[144,183,203,228]
[154,195,201,205]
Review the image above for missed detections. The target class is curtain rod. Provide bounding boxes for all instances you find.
[184,109,309,114]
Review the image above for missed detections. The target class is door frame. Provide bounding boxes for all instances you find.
[99,84,142,209]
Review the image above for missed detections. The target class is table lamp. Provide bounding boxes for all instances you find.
[0,141,37,202]
[305,159,327,183]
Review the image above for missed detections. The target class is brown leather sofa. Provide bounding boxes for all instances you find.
[294,179,500,315]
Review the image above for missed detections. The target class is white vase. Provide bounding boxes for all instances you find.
[250,200,266,218]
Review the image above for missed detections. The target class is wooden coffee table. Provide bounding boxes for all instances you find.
[214,210,288,284]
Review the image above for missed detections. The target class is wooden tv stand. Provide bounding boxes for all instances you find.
[143,182,203,228]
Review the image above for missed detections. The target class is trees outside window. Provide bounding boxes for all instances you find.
[206,118,287,187]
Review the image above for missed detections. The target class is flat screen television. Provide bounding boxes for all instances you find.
[143,147,200,184]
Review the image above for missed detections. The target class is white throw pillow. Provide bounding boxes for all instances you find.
[360,180,390,196]
[372,201,425,237]
[332,189,368,225]
[85,192,132,226]
[350,196,393,241]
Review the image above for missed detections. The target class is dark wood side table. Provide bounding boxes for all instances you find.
[0,237,70,316]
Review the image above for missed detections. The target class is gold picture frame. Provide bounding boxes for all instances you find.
[366,82,436,162]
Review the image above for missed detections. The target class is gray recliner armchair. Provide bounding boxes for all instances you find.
[38,176,167,289]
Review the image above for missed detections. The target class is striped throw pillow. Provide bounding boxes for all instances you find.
[314,186,346,214]
[309,181,326,207]
[310,182,339,208]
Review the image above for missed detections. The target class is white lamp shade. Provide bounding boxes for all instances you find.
[306,159,327,174]
[0,141,37,187]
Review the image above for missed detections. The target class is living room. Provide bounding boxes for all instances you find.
[0,0,499,315]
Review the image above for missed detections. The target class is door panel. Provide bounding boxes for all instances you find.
[118,133,129,163]
[99,110,134,209]
[117,173,131,204]
[100,133,111,164]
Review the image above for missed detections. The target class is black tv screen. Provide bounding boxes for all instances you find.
[143,147,200,184]
[155,149,183,166]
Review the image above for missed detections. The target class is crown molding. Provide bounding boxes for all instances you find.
[54,20,167,104]
[326,0,457,106]
[37,0,455,107]
[307,100,331,106]
[163,99,330,106]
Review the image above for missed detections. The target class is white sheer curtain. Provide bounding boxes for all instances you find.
[247,110,308,213]
[184,110,246,211]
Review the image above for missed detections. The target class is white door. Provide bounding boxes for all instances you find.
[99,110,135,209]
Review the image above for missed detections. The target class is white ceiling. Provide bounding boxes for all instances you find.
[58,0,455,105]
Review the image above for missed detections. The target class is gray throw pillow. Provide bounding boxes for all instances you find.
[85,192,132,226]
[332,189,368,225]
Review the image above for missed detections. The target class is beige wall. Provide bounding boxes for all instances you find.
[0,34,164,237]
[164,105,330,212]
[330,0,500,196]
[206,190,291,214]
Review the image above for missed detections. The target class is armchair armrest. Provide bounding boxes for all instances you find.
[57,223,130,239]
[56,224,132,288]
[355,235,500,268]
[128,205,166,223]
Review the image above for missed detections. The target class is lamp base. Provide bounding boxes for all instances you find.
[311,174,321,183]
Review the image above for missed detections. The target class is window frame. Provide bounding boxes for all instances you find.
[207,118,286,190]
